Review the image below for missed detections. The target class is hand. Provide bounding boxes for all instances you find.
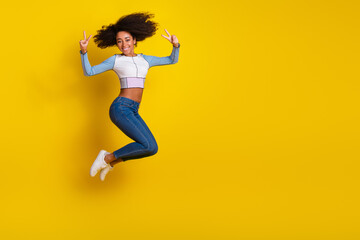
[79,31,92,53]
[161,29,179,47]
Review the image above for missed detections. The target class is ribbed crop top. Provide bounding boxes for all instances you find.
[80,44,180,89]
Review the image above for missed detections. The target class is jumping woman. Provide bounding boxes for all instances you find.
[79,12,180,181]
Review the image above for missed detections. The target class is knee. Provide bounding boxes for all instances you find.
[146,142,158,156]
[152,143,158,155]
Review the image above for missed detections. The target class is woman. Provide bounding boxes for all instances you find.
[79,12,180,181]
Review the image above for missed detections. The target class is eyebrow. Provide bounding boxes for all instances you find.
[116,37,131,40]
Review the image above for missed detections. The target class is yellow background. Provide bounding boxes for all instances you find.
[1,0,359,239]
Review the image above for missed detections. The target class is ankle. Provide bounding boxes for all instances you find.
[104,153,113,163]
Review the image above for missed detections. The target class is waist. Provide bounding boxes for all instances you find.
[120,77,145,89]
[112,96,141,109]
[119,88,143,103]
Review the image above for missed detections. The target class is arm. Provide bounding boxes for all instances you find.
[142,43,180,68]
[80,50,116,76]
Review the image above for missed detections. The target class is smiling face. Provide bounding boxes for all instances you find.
[116,31,137,57]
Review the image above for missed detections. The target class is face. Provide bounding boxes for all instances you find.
[116,31,136,56]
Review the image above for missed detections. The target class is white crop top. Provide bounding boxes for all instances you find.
[80,44,180,89]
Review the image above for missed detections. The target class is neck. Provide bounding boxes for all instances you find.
[123,52,137,57]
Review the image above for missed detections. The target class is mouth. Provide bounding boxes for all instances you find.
[123,47,129,51]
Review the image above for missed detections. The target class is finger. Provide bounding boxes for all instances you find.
[161,34,170,40]
[87,34,92,41]
[83,31,86,40]
[164,29,170,37]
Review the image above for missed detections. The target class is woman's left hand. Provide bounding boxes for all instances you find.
[161,29,179,47]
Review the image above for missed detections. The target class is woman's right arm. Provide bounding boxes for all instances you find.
[79,30,115,76]
[80,51,116,76]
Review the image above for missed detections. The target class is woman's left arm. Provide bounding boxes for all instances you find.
[142,29,181,68]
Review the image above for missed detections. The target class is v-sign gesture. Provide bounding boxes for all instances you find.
[79,31,93,53]
[161,29,179,48]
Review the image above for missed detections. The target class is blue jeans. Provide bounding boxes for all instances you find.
[109,96,158,161]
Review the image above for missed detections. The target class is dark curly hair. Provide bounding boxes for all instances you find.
[93,12,159,49]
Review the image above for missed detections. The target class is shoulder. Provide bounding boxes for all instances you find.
[104,54,117,64]
[113,54,123,63]
[138,54,150,68]
[141,54,155,63]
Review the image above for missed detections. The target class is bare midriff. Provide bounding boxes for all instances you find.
[118,88,144,103]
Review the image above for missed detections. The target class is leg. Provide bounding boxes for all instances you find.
[115,110,158,161]
[108,101,158,165]
[104,153,121,166]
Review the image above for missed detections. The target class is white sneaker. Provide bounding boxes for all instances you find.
[90,150,110,177]
[100,164,113,181]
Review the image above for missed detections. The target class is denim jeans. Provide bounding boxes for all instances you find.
[109,96,158,161]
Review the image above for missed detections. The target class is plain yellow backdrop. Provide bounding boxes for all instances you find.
[0,0,359,239]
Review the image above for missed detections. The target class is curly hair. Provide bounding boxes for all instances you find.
[93,12,159,49]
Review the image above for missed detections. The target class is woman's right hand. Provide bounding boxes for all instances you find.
[79,31,92,53]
